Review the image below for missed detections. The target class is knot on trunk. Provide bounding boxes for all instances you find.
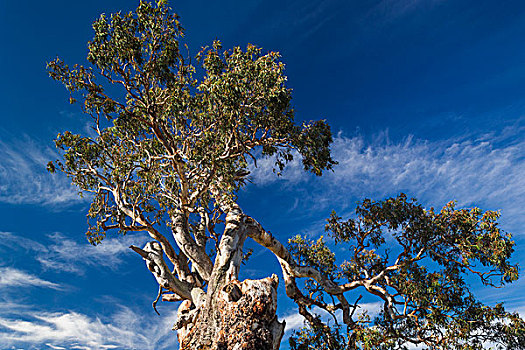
[179,274,285,350]
[221,281,242,302]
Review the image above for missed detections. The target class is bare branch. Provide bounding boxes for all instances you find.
[171,212,213,281]
[130,242,192,301]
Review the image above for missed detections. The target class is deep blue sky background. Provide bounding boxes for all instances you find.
[1,0,524,349]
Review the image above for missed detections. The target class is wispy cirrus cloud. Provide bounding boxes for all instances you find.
[0,267,62,290]
[0,134,81,206]
[0,231,167,349]
[366,0,445,22]
[36,232,150,275]
[250,125,525,233]
[0,302,178,350]
[0,231,149,275]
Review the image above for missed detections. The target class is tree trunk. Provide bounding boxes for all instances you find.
[176,275,286,350]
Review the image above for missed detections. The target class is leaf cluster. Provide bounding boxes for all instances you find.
[47,0,336,245]
[289,194,523,349]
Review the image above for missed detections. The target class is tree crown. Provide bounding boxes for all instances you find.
[48,2,524,349]
[48,0,335,245]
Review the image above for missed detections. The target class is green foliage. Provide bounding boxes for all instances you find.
[289,235,337,278]
[290,317,348,350]
[47,2,524,348]
[289,194,524,349]
[47,0,335,244]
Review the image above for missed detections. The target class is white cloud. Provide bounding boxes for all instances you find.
[517,305,525,319]
[0,231,48,253]
[0,304,178,350]
[282,310,305,334]
[0,231,149,275]
[0,267,62,290]
[250,129,525,233]
[36,232,149,275]
[248,148,305,186]
[0,135,81,206]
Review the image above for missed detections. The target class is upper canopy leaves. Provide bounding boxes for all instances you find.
[47,1,335,243]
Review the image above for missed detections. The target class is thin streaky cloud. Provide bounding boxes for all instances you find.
[0,231,48,253]
[36,232,150,275]
[0,231,149,275]
[0,134,81,206]
[282,311,305,335]
[250,128,525,233]
[362,0,445,28]
[0,267,62,290]
[0,303,178,350]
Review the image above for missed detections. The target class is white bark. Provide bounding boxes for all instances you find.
[171,212,213,281]
[130,242,192,300]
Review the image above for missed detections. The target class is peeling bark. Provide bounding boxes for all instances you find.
[176,275,285,350]
[169,201,287,349]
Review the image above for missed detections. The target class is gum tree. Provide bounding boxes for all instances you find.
[48,1,525,349]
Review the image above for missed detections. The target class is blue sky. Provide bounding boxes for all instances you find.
[1,0,524,349]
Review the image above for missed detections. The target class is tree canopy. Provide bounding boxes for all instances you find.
[289,196,524,349]
[48,1,525,349]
